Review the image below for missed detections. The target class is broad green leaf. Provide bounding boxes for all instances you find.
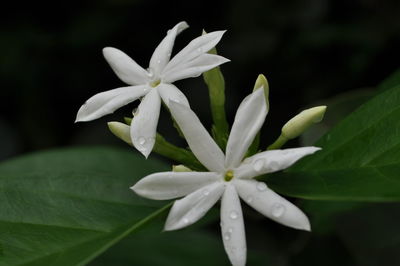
[0,146,171,266]
[266,82,400,201]
[378,68,400,91]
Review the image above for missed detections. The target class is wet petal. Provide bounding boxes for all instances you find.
[234,179,310,231]
[163,54,230,83]
[225,88,267,168]
[220,183,246,266]
[158,83,190,108]
[131,171,221,200]
[164,182,224,230]
[164,30,226,73]
[130,88,161,158]
[149,22,189,77]
[235,147,321,179]
[103,47,149,85]
[169,101,225,172]
[75,85,149,122]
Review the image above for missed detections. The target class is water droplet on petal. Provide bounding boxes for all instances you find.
[182,218,189,224]
[269,160,280,171]
[229,211,238,220]
[197,47,203,53]
[138,137,146,145]
[157,59,161,64]
[203,189,210,196]
[271,203,286,218]
[223,232,231,240]
[228,227,233,233]
[167,52,171,57]
[253,159,264,172]
[256,182,267,191]
[246,196,253,203]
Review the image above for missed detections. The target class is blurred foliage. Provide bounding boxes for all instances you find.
[1,0,400,265]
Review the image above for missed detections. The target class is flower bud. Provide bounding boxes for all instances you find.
[172,165,192,172]
[282,106,327,139]
[107,122,132,145]
[253,74,269,107]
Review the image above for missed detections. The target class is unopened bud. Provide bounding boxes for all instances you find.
[253,74,269,107]
[172,165,192,172]
[282,106,327,139]
[107,122,132,145]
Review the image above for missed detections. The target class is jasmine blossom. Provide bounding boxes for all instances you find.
[75,21,229,158]
[131,88,320,266]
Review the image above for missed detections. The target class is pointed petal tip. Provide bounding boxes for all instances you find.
[102,46,116,56]
[138,148,151,159]
[311,146,322,152]
[178,21,189,28]
[299,220,311,232]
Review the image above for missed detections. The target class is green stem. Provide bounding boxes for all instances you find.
[153,134,206,171]
[267,135,288,150]
[203,48,229,150]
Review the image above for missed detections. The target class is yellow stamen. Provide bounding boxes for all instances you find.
[150,79,161,87]
[224,170,234,182]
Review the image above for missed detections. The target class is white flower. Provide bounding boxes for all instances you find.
[131,88,320,266]
[75,21,229,158]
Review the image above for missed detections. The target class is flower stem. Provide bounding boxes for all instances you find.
[267,135,288,150]
[203,47,229,151]
[153,134,206,171]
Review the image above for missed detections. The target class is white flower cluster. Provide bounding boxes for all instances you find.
[76,21,324,266]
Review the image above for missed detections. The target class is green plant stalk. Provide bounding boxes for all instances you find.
[203,47,229,150]
[153,134,206,171]
[267,135,288,150]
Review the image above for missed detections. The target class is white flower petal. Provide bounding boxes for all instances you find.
[164,181,224,231]
[157,83,190,108]
[163,54,230,83]
[103,47,149,85]
[164,30,226,74]
[169,101,225,172]
[130,88,161,158]
[225,88,267,168]
[235,147,321,179]
[234,179,310,231]
[149,22,189,77]
[75,85,148,122]
[220,183,246,266]
[131,171,221,200]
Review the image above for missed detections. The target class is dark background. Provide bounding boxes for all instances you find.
[1,0,399,160]
[1,1,400,265]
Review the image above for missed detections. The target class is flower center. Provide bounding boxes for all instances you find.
[224,170,234,182]
[150,79,161,88]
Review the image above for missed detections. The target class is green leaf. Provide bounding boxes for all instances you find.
[0,146,171,266]
[267,82,400,201]
[378,68,400,91]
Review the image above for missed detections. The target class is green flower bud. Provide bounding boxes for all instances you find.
[282,106,327,140]
[172,165,192,172]
[107,122,132,145]
[253,74,269,107]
